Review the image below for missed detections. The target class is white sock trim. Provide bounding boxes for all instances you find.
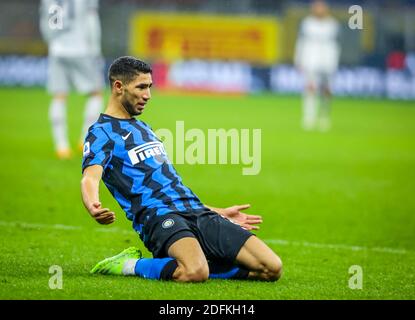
[122,259,138,276]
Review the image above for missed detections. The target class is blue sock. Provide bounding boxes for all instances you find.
[134,257,177,280]
[209,266,249,279]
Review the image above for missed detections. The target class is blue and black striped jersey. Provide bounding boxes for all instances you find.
[82,114,206,233]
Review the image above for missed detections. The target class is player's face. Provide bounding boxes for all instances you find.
[121,73,153,116]
[311,1,329,18]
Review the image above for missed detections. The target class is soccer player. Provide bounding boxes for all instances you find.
[294,0,341,131]
[81,56,283,282]
[39,0,104,159]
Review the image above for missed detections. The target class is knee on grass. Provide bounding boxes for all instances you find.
[174,263,209,283]
[255,256,283,282]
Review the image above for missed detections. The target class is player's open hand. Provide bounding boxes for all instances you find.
[222,204,262,231]
[88,201,116,225]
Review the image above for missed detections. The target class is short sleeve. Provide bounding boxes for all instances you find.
[82,127,113,173]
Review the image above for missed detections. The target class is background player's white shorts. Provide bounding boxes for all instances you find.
[304,70,334,91]
[47,56,105,94]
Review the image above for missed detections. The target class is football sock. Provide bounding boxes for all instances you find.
[123,258,249,280]
[81,95,103,141]
[209,267,249,279]
[124,257,178,280]
[302,91,318,130]
[49,98,69,151]
[319,94,331,131]
[208,262,249,280]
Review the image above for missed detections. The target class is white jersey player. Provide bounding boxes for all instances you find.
[40,0,104,159]
[294,0,341,131]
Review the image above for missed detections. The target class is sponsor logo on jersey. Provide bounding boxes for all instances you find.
[127,141,167,165]
[122,131,132,140]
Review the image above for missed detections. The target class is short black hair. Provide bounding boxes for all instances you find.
[108,56,152,87]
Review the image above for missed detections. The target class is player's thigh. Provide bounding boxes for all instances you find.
[235,236,282,275]
[196,211,254,264]
[70,56,104,94]
[167,237,209,281]
[47,56,70,94]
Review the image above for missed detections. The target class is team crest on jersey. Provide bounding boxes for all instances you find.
[127,141,167,165]
[162,219,175,229]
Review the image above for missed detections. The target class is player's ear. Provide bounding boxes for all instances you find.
[113,80,123,94]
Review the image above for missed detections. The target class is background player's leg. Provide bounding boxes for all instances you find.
[235,236,282,281]
[167,237,209,282]
[47,57,71,159]
[49,93,71,159]
[81,91,103,147]
[319,77,332,132]
[71,57,104,149]
[302,78,318,131]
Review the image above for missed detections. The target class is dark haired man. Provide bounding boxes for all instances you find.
[81,56,282,282]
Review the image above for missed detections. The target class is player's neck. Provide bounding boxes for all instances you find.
[105,96,134,120]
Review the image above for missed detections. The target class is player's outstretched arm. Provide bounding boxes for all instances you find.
[81,165,116,225]
[205,204,263,231]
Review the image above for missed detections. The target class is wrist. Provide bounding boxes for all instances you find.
[85,200,98,212]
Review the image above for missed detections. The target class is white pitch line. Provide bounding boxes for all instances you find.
[0,220,130,235]
[263,239,409,255]
[0,220,411,255]
[0,220,82,231]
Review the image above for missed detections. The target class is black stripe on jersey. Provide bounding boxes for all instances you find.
[101,136,115,167]
[139,120,152,130]
[130,120,151,140]
[161,163,193,211]
[139,161,180,213]
[104,154,136,206]
[98,114,114,124]
[84,130,113,171]
[108,119,132,143]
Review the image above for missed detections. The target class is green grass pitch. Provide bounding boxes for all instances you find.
[0,87,414,299]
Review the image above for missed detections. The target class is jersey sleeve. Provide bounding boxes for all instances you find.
[82,127,113,173]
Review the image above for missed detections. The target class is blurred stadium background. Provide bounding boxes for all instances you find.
[0,0,415,98]
[0,0,414,300]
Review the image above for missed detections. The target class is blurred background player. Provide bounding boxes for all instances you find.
[294,0,341,131]
[39,0,104,159]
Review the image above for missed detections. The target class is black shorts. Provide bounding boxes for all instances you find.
[140,209,254,263]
